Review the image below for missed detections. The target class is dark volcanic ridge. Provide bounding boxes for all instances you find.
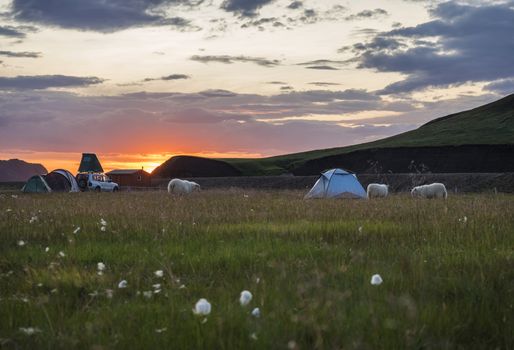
[0,159,47,182]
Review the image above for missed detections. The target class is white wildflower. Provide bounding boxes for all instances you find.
[100,218,107,226]
[179,284,186,289]
[29,216,37,224]
[154,270,164,278]
[105,289,114,299]
[11,194,18,198]
[250,332,258,340]
[251,307,261,318]
[371,274,383,286]
[358,226,363,233]
[155,328,167,333]
[118,280,128,289]
[17,240,25,247]
[97,262,106,275]
[239,290,252,306]
[6,208,12,212]
[58,251,66,258]
[73,227,81,234]
[152,283,161,290]
[193,298,211,315]
[100,226,106,232]
[288,340,297,349]
[143,291,153,299]
[19,327,41,335]
[44,247,49,252]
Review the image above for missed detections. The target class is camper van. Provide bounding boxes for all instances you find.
[76,173,119,192]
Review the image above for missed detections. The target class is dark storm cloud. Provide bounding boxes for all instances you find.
[220,0,275,17]
[483,79,514,95]
[199,89,238,97]
[266,81,288,85]
[240,17,285,29]
[9,0,200,32]
[0,50,41,58]
[305,65,339,70]
[0,87,431,156]
[308,82,342,86]
[347,1,514,94]
[190,55,280,67]
[287,1,303,10]
[345,8,388,21]
[298,59,347,66]
[238,4,346,30]
[143,74,191,82]
[0,75,104,90]
[0,25,37,38]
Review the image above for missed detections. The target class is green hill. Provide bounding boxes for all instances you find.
[220,94,514,175]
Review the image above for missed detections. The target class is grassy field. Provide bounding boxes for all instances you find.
[1,190,513,349]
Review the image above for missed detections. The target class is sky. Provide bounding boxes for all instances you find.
[0,0,513,173]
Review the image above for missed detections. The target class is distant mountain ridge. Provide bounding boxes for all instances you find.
[0,159,47,182]
[152,155,241,178]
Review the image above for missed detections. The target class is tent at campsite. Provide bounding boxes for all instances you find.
[78,153,103,173]
[304,168,367,199]
[22,169,80,193]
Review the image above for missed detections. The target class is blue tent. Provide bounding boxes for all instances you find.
[304,168,367,199]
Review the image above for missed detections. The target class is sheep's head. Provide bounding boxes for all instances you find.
[192,183,201,192]
[411,187,419,197]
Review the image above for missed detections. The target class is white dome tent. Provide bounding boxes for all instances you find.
[304,168,367,199]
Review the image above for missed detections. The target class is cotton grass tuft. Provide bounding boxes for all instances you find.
[193,298,211,315]
[251,307,261,317]
[239,290,252,306]
[371,274,383,285]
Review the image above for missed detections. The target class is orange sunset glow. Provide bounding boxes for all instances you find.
[0,0,510,176]
[0,151,264,174]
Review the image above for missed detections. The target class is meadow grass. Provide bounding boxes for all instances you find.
[0,190,513,349]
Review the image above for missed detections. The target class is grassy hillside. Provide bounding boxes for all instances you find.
[221,94,514,175]
[1,191,513,349]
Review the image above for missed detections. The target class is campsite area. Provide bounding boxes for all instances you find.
[1,190,513,349]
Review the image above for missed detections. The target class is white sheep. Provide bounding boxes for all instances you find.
[367,183,389,198]
[411,183,447,199]
[167,178,201,194]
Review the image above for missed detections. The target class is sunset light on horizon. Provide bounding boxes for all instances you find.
[1,0,513,173]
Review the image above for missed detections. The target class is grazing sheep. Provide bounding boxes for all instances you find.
[167,178,201,194]
[411,183,447,199]
[189,181,201,192]
[367,183,389,199]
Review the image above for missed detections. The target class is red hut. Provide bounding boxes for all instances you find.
[106,169,151,188]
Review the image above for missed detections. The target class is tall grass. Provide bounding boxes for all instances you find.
[0,191,513,349]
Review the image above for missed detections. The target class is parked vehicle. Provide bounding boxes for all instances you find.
[76,173,119,192]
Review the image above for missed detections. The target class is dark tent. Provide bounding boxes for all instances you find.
[78,153,104,173]
[22,169,79,193]
[45,171,72,192]
[22,175,51,193]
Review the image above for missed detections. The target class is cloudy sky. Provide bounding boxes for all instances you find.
[0,0,513,172]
